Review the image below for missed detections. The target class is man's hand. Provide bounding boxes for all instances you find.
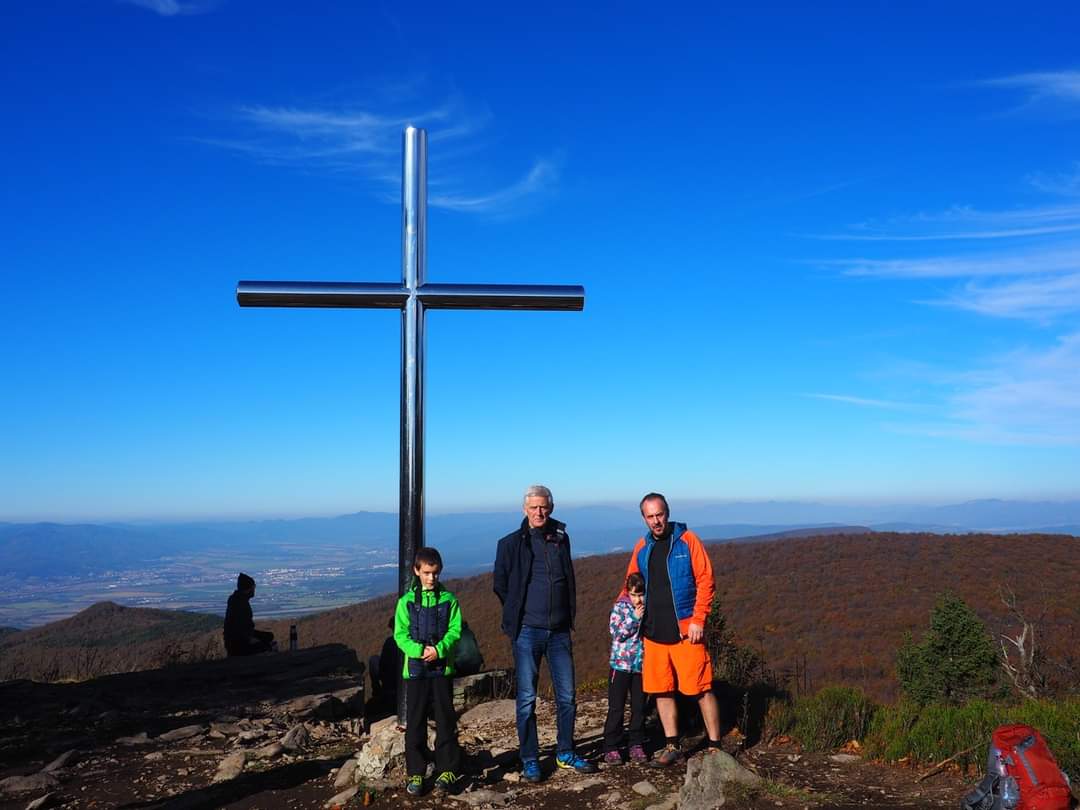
[686,622,704,644]
[422,645,438,663]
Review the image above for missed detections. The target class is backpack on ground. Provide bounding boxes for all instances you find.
[962,724,1072,810]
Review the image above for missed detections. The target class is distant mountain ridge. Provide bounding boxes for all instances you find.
[4,499,1080,579]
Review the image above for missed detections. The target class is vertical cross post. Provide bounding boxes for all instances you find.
[400,126,425,605]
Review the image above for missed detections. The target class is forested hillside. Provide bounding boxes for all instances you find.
[263,531,1080,702]
[4,532,1078,702]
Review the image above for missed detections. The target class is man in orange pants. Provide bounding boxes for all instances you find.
[625,493,722,766]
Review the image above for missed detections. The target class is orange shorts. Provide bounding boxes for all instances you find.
[642,636,713,695]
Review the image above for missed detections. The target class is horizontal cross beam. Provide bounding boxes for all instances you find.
[237,281,585,311]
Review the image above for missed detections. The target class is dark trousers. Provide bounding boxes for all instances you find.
[405,676,461,777]
[226,630,274,657]
[603,668,645,751]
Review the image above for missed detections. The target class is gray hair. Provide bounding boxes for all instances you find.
[523,484,553,506]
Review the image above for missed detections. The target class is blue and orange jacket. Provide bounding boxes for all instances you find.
[624,522,714,637]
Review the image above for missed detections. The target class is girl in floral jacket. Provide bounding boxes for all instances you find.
[602,572,648,764]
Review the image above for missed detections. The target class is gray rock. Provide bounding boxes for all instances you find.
[0,774,59,794]
[157,725,205,743]
[458,699,516,728]
[679,751,761,810]
[144,752,164,761]
[569,776,607,792]
[644,796,678,810]
[25,793,56,810]
[354,721,406,782]
[829,753,861,763]
[116,732,150,745]
[450,788,512,806]
[40,750,77,773]
[334,758,358,788]
[633,780,658,796]
[282,723,311,751]
[251,742,285,760]
[211,752,246,783]
[324,786,358,808]
[210,722,242,736]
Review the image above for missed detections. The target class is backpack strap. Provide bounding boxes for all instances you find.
[960,774,1001,810]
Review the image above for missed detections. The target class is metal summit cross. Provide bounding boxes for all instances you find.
[236,124,585,604]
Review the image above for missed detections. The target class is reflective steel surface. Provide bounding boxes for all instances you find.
[238,280,584,310]
[235,126,585,724]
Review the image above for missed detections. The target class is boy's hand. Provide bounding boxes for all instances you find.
[422,645,438,663]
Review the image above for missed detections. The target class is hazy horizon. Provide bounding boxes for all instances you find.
[6,492,1080,526]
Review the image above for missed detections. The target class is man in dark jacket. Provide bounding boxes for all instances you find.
[493,485,597,782]
[223,573,275,656]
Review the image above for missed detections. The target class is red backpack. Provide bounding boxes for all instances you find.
[988,724,1072,810]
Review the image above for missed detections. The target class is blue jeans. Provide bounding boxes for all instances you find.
[512,626,576,761]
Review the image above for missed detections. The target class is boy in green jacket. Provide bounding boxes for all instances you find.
[394,546,464,796]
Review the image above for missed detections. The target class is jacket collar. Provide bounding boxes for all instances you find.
[518,516,567,541]
[645,521,686,545]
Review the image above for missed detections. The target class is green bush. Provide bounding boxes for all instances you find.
[790,686,878,751]
[864,698,1080,776]
[896,593,1000,706]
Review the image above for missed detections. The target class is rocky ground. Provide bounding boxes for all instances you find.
[0,646,971,810]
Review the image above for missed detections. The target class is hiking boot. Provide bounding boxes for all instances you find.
[433,770,463,793]
[628,744,648,764]
[405,775,424,796]
[602,750,623,766]
[521,758,543,783]
[556,752,599,774]
[651,744,685,768]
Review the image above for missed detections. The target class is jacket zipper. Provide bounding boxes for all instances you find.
[666,530,680,632]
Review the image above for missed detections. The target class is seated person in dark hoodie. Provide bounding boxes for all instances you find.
[223,573,275,656]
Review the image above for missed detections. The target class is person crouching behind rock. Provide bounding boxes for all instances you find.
[394,546,465,797]
[223,572,276,656]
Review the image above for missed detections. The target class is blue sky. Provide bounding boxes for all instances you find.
[3,1,1080,521]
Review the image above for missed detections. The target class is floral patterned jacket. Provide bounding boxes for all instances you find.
[608,594,643,673]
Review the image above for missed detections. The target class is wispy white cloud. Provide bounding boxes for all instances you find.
[811,224,1080,242]
[1027,163,1080,196]
[803,393,918,410]
[829,245,1080,279]
[199,95,556,215]
[430,159,560,214]
[938,272,1080,321]
[979,70,1080,108]
[923,333,1080,445]
[810,203,1080,242]
[120,0,217,15]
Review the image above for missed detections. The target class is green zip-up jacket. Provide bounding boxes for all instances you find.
[393,584,463,679]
